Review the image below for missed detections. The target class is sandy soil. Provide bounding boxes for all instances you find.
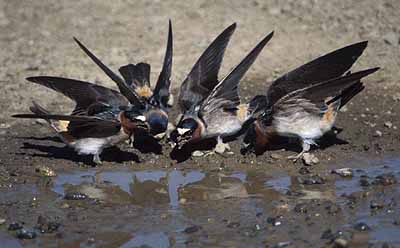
[0,0,399,247]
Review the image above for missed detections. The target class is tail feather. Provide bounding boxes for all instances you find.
[119,63,151,88]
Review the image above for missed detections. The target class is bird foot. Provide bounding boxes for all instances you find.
[93,154,103,165]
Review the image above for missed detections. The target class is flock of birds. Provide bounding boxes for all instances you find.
[13,21,379,164]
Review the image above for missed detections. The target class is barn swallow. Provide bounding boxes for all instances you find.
[170,29,274,155]
[73,20,173,138]
[241,41,375,158]
[13,76,149,164]
[242,68,379,161]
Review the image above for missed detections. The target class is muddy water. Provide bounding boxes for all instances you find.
[1,158,400,247]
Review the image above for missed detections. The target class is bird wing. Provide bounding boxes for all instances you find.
[73,37,143,106]
[178,23,236,112]
[266,41,368,107]
[261,67,379,126]
[26,76,129,115]
[153,20,173,107]
[200,31,274,117]
[12,113,121,138]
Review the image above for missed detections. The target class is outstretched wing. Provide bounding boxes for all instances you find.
[267,41,368,107]
[178,23,236,112]
[262,67,379,125]
[12,113,121,138]
[200,31,274,116]
[73,37,143,106]
[153,20,173,107]
[26,76,128,115]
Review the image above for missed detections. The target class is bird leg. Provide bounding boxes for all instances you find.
[204,137,230,157]
[288,139,312,162]
[93,153,103,165]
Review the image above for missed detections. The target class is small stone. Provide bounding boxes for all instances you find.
[332,168,353,177]
[384,121,393,129]
[374,130,383,137]
[0,218,5,225]
[60,203,70,209]
[272,241,292,248]
[192,151,204,157]
[267,217,282,226]
[270,153,282,160]
[302,153,319,165]
[35,166,56,177]
[16,229,37,239]
[334,238,348,247]
[183,225,200,234]
[353,222,371,231]
[179,198,187,204]
[294,203,308,214]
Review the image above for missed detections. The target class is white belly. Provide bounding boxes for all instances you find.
[69,130,129,155]
[274,114,324,140]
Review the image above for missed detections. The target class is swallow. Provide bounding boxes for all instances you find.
[170,28,274,155]
[241,41,375,157]
[73,20,173,138]
[13,76,149,164]
[242,67,379,161]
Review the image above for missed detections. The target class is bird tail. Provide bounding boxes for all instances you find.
[29,101,70,135]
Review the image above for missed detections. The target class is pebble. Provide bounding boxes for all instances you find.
[302,153,319,165]
[192,151,204,157]
[270,153,283,160]
[353,222,371,231]
[374,130,383,137]
[16,229,37,239]
[384,121,393,129]
[35,166,56,177]
[334,238,348,247]
[0,218,5,225]
[332,168,353,177]
[294,203,308,213]
[267,217,282,226]
[60,203,70,209]
[272,241,292,248]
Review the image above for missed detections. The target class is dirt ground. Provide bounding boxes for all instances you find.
[0,0,399,247]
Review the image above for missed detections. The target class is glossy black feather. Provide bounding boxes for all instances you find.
[267,41,368,107]
[201,31,274,114]
[119,63,151,88]
[153,20,173,106]
[26,76,128,115]
[261,67,379,125]
[12,113,122,138]
[178,23,236,111]
[73,37,143,106]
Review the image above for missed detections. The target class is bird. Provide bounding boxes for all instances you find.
[12,76,150,164]
[240,41,374,157]
[170,28,274,155]
[242,66,380,161]
[73,20,173,139]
